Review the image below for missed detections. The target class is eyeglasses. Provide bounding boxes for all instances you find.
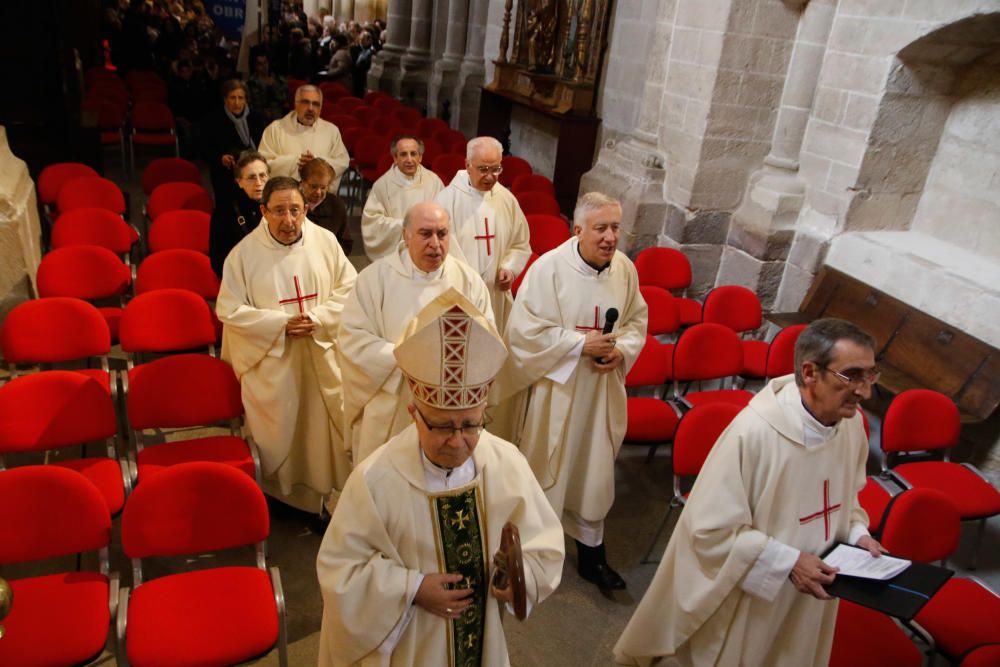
[241,173,268,182]
[819,365,882,388]
[265,206,303,218]
[473,165,503,176]
[414,405,490,439]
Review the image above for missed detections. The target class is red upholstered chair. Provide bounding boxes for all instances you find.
[352,105,378,124]
[741,323,806,380]
[642,402,743,562]
[417,117,449,139]
[119,288,218,365]
[671,323,754,408]
[37,162,99,212]
[141,157,201,195]
[431,152,466,182]
[499,155,532,188]
[856,475,898,537]
[146,182,213,221]
[117,462,287,667]
[1,297,115,396]
[371,113,402,138]
[371,96,399,114]
[433,127,468,154]
[640,285,681,338]
[56,176,127,218]
[131,82,169,105]
[517,191,561,216]
[134,249,220,299]
[355,136,392,201]
[319,81,350,101]
[0,371,129,514]
[702,285,762,333]
[0,466,117,667]
[625,336,679,464]
[335,95,364,113]
[526,213,571,255]
[511,252,539,298]
[85,65,120,87]
[881,389,1000,565]
[148,209,211,254]
[879,488,961,564]
[634,247,702,325]
[84,97,131,171]
[130,101,180,165]
[329,113,360,130]
[512,173,556,198]
[829,600,923,667]
[418,137,443,169]
[36,245,131,342]
[51,207,138,261]
[342,125,376,155]
[393,105,423,129]
[961,644,1000,666]
[124,354,260,484]
[125,69,164,90]
[286,77,307,102]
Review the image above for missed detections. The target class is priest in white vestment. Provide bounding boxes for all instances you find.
[361,135,444,261]
[217,176,357,514]
[317,289,565,667]
[258,84,350,192]
[435,136,530,333]
[338,201,493,465]
[615,318,886,667]
[496,192,647,591]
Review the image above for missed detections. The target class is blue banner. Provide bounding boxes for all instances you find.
[205,0,248,40]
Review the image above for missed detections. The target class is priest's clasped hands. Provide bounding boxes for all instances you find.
[414,572,514,620]
[789,535,886,600]
[496,269,515,291]
[285,314,316,338]
[583,330,624,373]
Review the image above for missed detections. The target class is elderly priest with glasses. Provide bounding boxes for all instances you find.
[615,318,886,667]
[317,289,565,667]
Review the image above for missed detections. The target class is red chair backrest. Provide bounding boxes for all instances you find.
[352,105,377,124]
[433,128,468,154]
[857,477,891,534]
[135,249,220,298]
[640,285,681,336]
[334,96,364,113]
[142,157,201,195]
[764,324,806,378]
[1,297,110,364]
[673,403,742,476]
[702,285,762,333]
[85,66,120,87]
[355,137,391,169]
[319,81,350,101]
[119,288,217,353]
[0,371,117,452]
[432,153,466,182]
[417,117,449,139]
[147,182,213,221]
[526,214,570,255]
[148,210,211,254]
[879,488,961,562]
[38,163,99,205]
[127,354,243,429]
[51,207,134,254]
[516,191,561,216]
[0,465,111,564]
[393,106,423,129]
[36,246,131,300]
[511,252,539,297]
[329,114,360,130]
[511,173,555,197]
[121,461,268,558]
[419,137,443,166]
[635,246,692,291]
[125,69,164,89]
[342,126,377,154]
[287,77,307,100]
[625,335,670,388]
[83,97,128,130]
[131,82,168,104]
[376,153,395,177]
[371,114,401,137]
[672,323,744,381]
[961,644,1000,667]
[131,101,175,131]
[56,176,126,216]
[881,389,961,454]
[499,155,532,188]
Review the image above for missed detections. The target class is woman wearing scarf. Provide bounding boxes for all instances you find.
[199,78,267,203]
[209,150,269,277]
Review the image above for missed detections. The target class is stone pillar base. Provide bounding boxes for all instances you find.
[369,48,406,97]
[454,61,485,138]
[427,59,461,119]
[399,54,432,108]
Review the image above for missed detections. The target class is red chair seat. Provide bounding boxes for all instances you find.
[53,457,126,514]
[625,397,680,442]
[126,567,278,667]
[829,600,922,667]
[0,572,110,667]
[962,644,1000,666]
[914,578,1000,659]
[684,389,753,408]
[677,297,702,325]
[135,436,256,481]
[740,340,769,377]
[857,477,893,534]
[893,462,1000,519]
[97,306,123,342]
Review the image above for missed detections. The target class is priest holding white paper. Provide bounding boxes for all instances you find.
[217,176,357,515]
[317,289,565,667]
[435,136,531,333]
[614,318,886,667]
[338,201,493,465]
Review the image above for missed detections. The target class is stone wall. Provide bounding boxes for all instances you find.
[0,127,41,321]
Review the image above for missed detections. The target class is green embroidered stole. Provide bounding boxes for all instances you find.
[429,482,488,667]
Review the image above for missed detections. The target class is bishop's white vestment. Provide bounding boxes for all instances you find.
[495,238,647,541]
[337,249,493,464]
[216,219,356,512]
[316,425,565,667]
[434,172,530,332]
[613,376,871,667]
[258,112,350,191]
[361,164,444,261]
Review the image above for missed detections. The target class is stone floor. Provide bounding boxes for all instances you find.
[6,151,999,666]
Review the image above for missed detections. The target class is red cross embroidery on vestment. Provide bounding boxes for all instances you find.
[798,479,842,541]
[575,306,602,333]
[278,275,318,314]
[474,217,495,256]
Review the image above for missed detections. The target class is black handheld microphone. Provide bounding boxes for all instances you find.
[598,308,619,363]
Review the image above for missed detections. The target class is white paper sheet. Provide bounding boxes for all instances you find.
[823,544,911,580]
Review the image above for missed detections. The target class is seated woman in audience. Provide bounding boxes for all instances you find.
[321,33,353,92]
[209,151,269,277]
[247,53,288,122]
[199,79,267,202]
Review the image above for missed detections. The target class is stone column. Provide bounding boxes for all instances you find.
[427,0,469,119]
[367,0,412,96]
[0,126,42,319]
[723,0,836,309]
[335,0,355,20]
[452,0,489,138]
[303,0,319,19]
[398,0,434,107]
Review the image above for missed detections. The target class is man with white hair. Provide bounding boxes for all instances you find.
[338,201,493,465]
[258,84,350,192]
[361,134,445,261]
[435,136,531,332]
[496,192,647,591]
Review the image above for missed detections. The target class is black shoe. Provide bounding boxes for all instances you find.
[579,561,627,590]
